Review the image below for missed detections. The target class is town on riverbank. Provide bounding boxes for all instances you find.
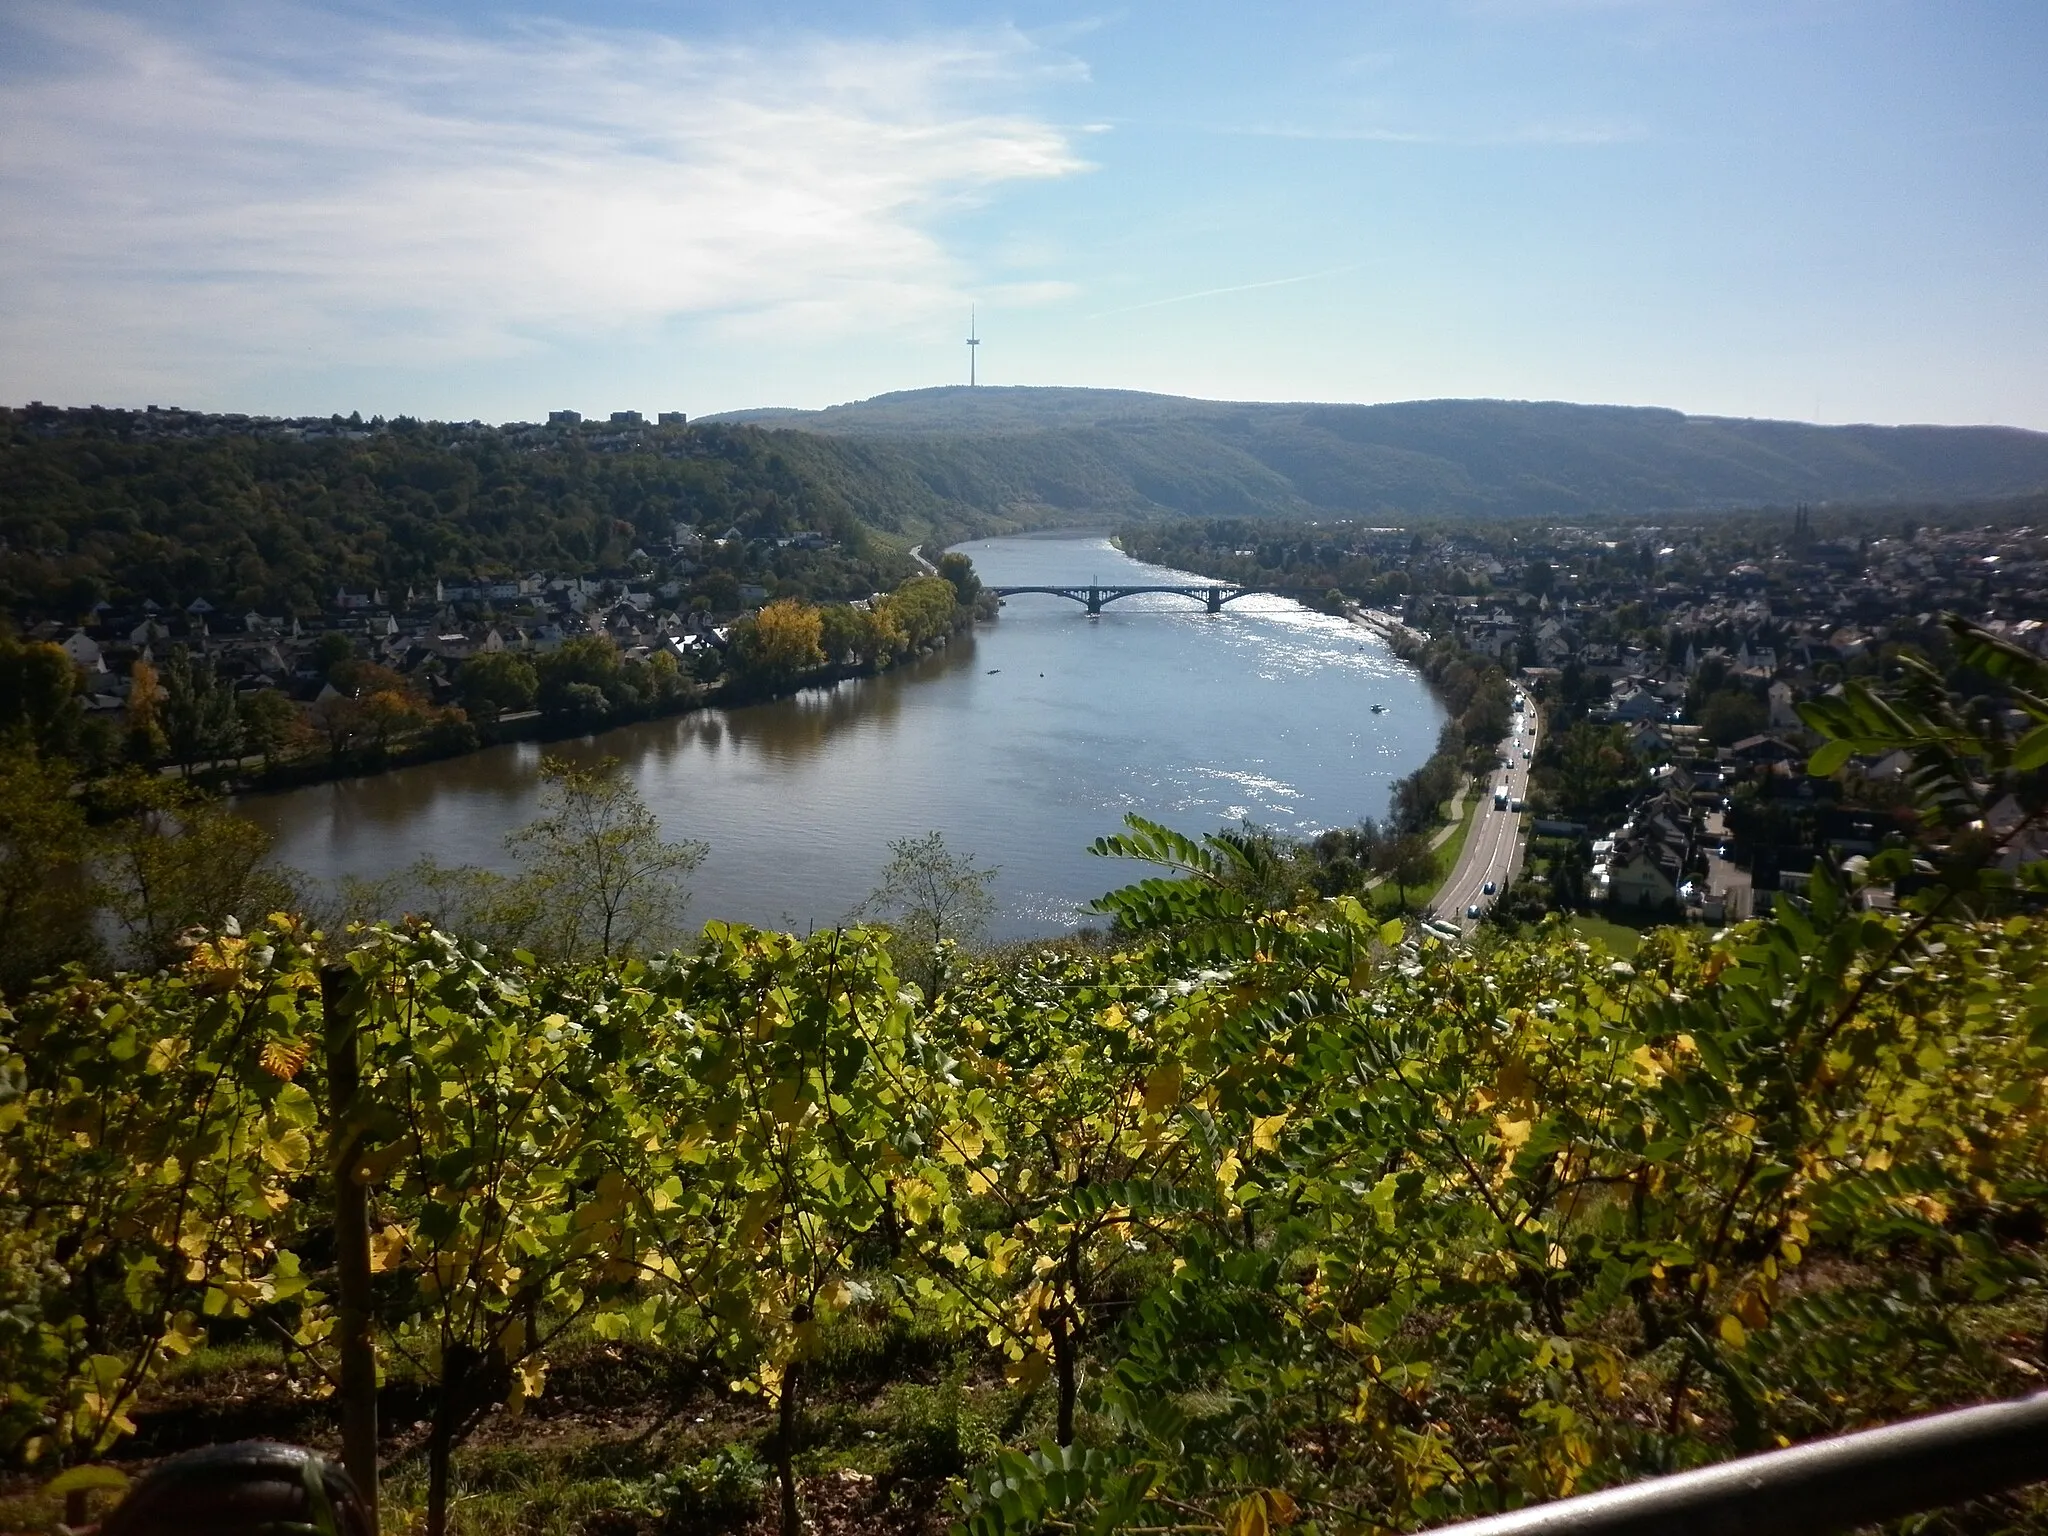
[2,403,1015,790]
[1126,508,2048,939]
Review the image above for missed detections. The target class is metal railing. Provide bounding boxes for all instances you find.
[1434,1392,2048,1536]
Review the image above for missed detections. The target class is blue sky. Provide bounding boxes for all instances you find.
[2,1,2044,426]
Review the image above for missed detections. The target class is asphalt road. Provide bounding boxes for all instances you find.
[1434,703,1541,932]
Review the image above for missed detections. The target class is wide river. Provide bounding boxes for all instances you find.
[244,535,1443,940]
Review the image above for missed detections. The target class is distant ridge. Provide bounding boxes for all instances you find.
[705,386,1215,435]
[705,386,2048,522]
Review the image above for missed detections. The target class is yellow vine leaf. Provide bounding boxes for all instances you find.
[258,1038,313,1081]
[1734,1289,1770,1331]
[1143,1061,1183,1113]
[1496,1056,1535,1103]
[261,1128,310,1173]
[1224,1489,1299,1536]
[1005,1350,1051,1391]
[368,1225,408,1274]
[1217,1148,1243,1200]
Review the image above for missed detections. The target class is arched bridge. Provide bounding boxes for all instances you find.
[989,583,1318,615]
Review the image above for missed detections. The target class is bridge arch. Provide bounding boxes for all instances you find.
[1089,586,1216,611]
[988,583,1313,615]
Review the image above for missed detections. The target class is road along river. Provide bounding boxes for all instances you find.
[241,533,1445,941]
[1433,700,1541,933]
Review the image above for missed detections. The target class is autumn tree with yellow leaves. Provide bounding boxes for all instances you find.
[729,597,826,688]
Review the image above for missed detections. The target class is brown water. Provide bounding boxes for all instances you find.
[241,535,1444,939]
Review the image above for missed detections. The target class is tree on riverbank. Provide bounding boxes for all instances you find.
[875,575,959,652]
[1375,830,1439,908]
[457,651,538,721]
[937,551,982,607]
[0,632,89,760]
[730,599,826,686]
[159,646,241,775]
[1391,753,1461,834]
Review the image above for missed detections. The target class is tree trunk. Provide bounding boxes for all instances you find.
[426,1347,476,1536]
[776,1360,804,1534]
[323,964,380,1534]
[427,1411,452,1536]
[1049,1307,1077,1447]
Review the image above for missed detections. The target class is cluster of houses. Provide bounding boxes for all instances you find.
[1411,519,2048,922]
[1529,731,1810,925]
[1580,730,2005,926]
[21,529,811,722]
[8,401,698,457]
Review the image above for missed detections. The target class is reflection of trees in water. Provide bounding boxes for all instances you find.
[251,739,549,839]
[259,638,976,855]
[511,639,975,771]
[694,640,974,764]
[715,680,900,760]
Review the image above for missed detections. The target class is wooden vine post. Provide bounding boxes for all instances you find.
[323,962,380,1533]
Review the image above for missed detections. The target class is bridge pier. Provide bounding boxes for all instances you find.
[1086,585,1103,615]
[1206,585,1223,613]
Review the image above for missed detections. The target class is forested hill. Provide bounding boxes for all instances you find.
[0,407,1001,617]
[13,393,2048,617]
[712,386,2048,521]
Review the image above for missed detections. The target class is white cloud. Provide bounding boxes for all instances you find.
[0,5,1088,401]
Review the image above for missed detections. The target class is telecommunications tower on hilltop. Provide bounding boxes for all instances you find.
[966,308,980,387]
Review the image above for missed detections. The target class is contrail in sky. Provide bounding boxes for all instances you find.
[1087,262,1367,319]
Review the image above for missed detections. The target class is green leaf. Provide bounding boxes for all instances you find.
[45,1465,131,1497]
[2012,721,2048,771]
[1806,739,1855,777]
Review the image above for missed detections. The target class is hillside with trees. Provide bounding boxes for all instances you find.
[0,409,998,620]
[716,387,2048,523]
[12,394,2048,623]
